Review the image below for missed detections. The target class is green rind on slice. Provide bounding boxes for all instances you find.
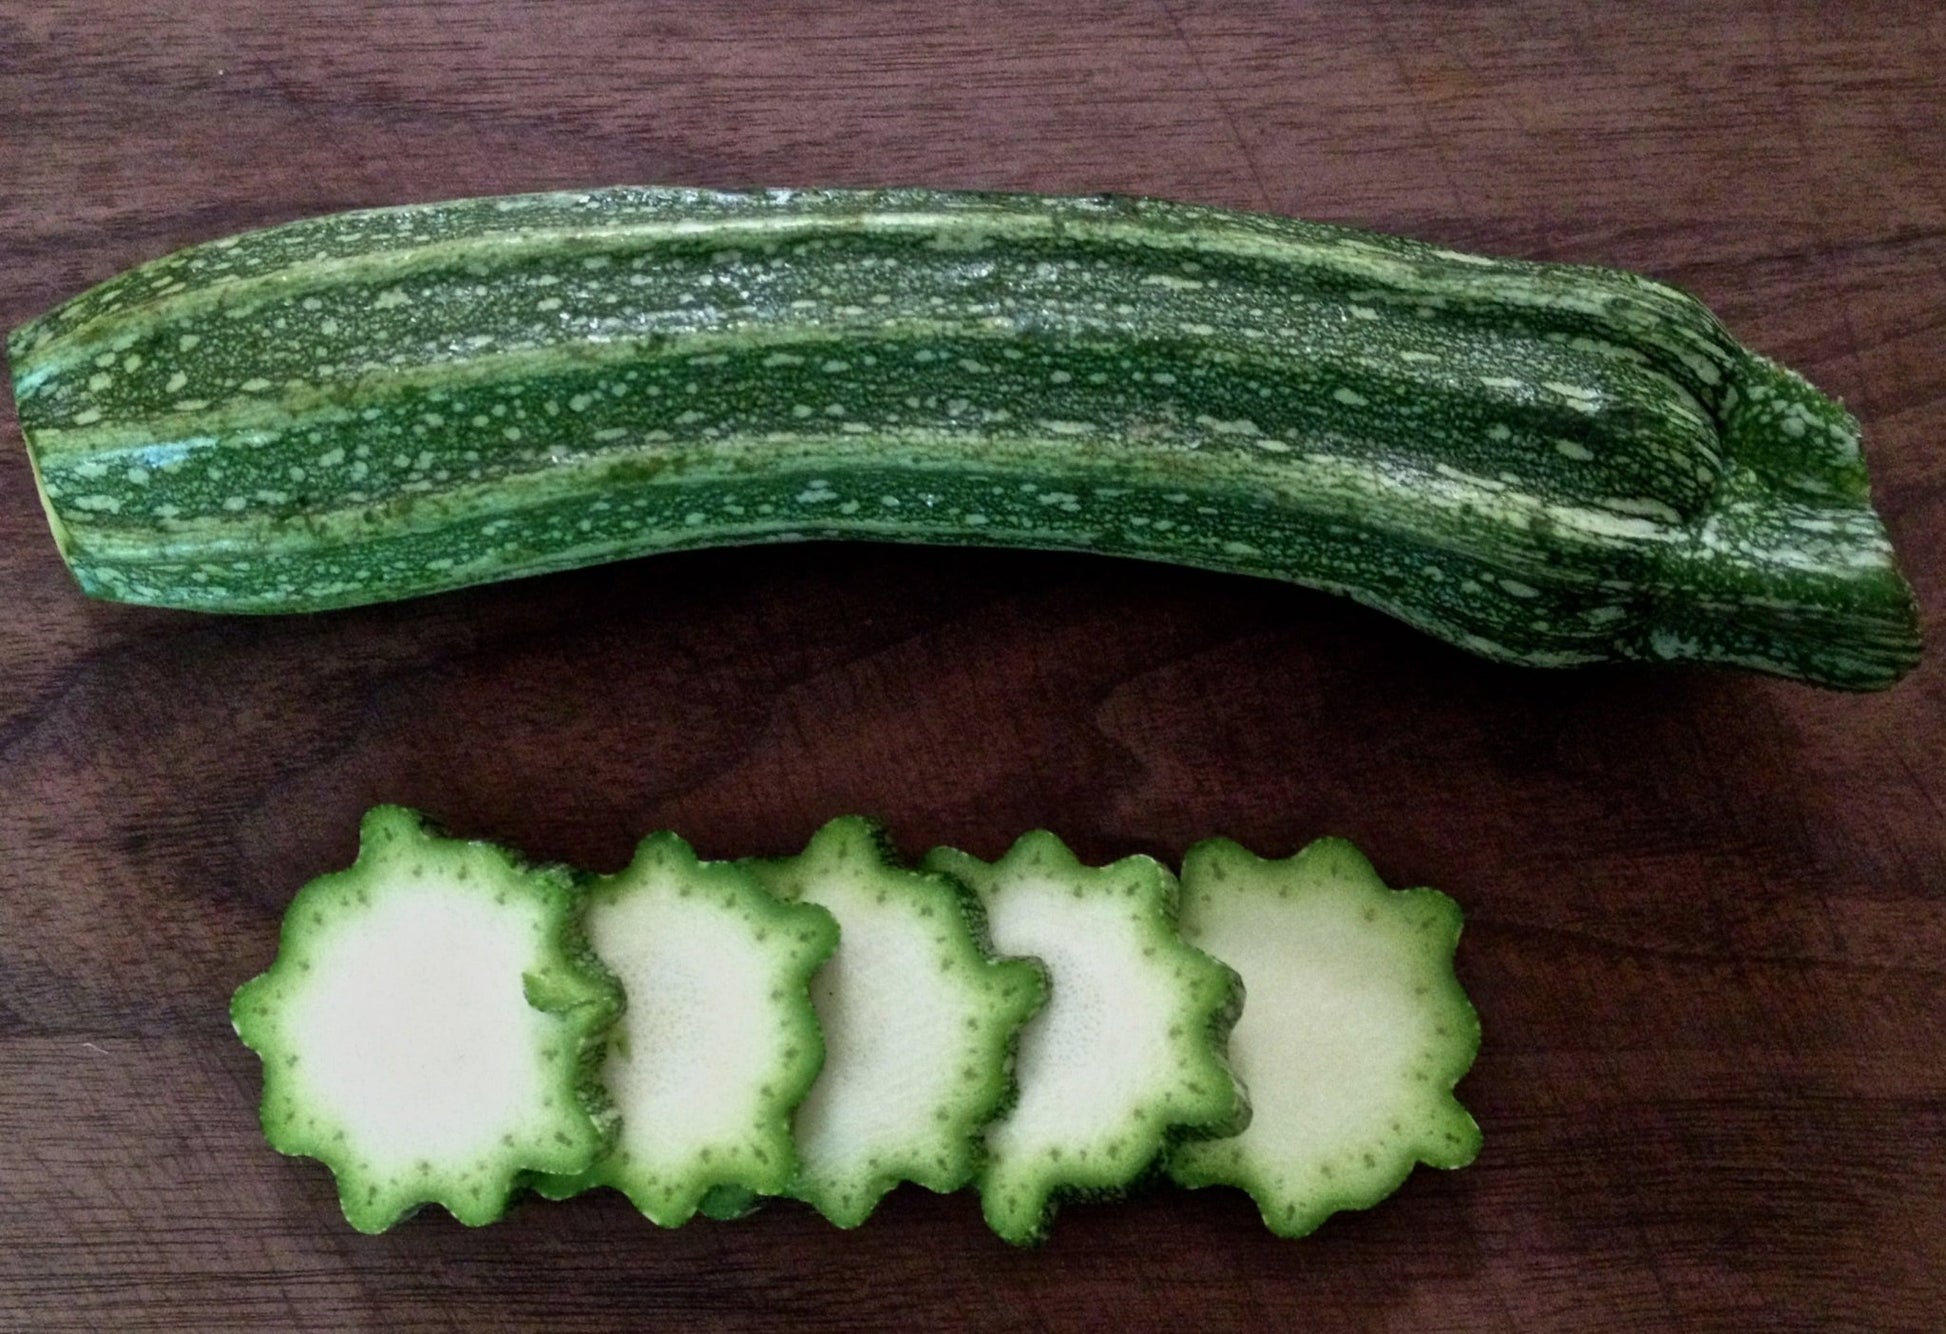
[743,816,1048,1228]
[924,832,1246,1245]
[1166,837,1481,1238]
[696,1184,762,1221]
[533,831,838,1226]
[229,805,621,1234]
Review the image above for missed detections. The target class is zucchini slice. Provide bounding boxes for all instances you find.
[925,832,1246,1245]
[8,188,1918,688]
[532,832,838,1226]
[1166,837,1481,1237]
[742,817,1047,1227]
[229,806,620,1234]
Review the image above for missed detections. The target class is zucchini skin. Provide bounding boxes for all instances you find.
[6,187,1919,688]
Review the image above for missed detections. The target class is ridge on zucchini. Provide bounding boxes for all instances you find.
[742,817,1047,1228]
[229,805,620,1234]
[1166,837,1480,1237]
[531,832,838,1226]
[7,187,1919,688]
[925,832,1246,1245]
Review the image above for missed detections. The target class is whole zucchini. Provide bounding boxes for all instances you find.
[6,187,1920,688]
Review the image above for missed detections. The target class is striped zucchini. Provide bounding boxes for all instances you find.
[6,187,1919,688]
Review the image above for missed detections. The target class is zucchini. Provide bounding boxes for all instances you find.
[1166,837,1481,1237]
[743,818,1047,1228]
[9,188,1919,687]
[925,833,1246,1245]
[7,187,1919,688]
[229,806,620,1234]
[531,832,838,1226]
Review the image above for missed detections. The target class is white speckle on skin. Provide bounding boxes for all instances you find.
[1332,387,1370,407]
[373,288,410,309]
[1194,414,1259,437]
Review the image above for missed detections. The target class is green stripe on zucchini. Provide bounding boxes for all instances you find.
[6,187,1919,688]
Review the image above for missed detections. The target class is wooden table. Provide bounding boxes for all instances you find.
[3,4,1941,1329]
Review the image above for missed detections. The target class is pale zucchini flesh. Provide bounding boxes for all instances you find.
[7,188,1918,689]
[1166,837,1480,1236]
[229,806,620,1234]
[925,832,1246,1245]
[743,817,1047,1228]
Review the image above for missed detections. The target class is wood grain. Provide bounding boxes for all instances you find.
[3,2,1943,1330]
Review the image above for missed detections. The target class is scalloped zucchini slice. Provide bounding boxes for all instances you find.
[533,832,838,1225]
[229,806,620,1234]
[1166,837,1481,1237]
[925,831,1246,1245]
[743,817,1047,1227]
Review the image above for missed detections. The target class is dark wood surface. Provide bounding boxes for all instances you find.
[3,3,1943,1330]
